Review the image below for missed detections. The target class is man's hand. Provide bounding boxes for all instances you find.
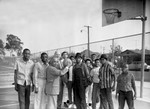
[115,93,118,99]
[32,85,35,92]
[133,93,137,100]
[34,86,38,93]
[15,83,18,92]
[111,86,115,92]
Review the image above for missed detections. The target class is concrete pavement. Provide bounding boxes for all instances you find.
[0,65,150,109]
[0,84,150,109]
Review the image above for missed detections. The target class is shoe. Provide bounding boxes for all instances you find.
[89,103,92,106]
[87,103,92,109]
[57,107,61,109]
[64,102,69,107]
[66,100,70,103]
[68,104,77,109]
[57,104,62,109]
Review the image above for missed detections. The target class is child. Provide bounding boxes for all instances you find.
[116,63,136,109]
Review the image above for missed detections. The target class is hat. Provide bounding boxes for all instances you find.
[85,58,92,63]
[75,53,82,59]
[100,54,108,60]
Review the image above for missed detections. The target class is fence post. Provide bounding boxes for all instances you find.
[112,39,115,64]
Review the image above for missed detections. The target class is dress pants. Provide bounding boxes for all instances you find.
[92,83,101,109]
[17,83,31,109]
[57,77,65,107]
[47,95,58,109]
[34,78,47,109]
[100,88,114,109]
[85,84,93,105]
[67,81,73,104]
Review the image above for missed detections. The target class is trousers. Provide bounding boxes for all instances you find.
[85,84,93,104]
[100,88,114,109]
[17,83,31,109]
[47,95,58,109]
[34,79,47,109]
[118,90,134,109]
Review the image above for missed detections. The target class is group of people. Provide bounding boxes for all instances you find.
[14,48,137,109]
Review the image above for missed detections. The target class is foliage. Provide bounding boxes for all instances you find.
[0,39,4,49]
[68,51,76,57]
[109,45,123,67]
[110,45,122,56]
[5,34,23,56]
[0,39,5,55]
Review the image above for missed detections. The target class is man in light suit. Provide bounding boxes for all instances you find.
[33,52,49,109]
[45,57,70,109]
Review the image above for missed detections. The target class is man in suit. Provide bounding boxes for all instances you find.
[45,57,70,109]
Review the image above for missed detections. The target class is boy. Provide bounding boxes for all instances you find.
[116,63,136,109]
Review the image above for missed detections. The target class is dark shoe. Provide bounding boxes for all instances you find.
[89,103,92,106]
[96,97,99,103]
[64,102,69,107]
[57,104,62,109]
[57,107,61,109]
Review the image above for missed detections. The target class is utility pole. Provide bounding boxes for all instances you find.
[84,25,92,58]
[129,0,147,98]
[140,0,146,98]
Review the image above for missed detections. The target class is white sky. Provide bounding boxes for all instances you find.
[0,0,150,54]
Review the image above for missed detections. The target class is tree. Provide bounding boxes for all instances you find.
[0,39,5,55]
[109,45,122,59]
[108,44,123,68]
[5,34,23,56]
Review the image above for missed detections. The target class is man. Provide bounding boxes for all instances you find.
[33,52,49,109]
[54,50,61,59]
[14,48,34,109]
[45,57,70,109]
[73,53,89,109]
[99,54,116,109]
[91,54,97,67]
[67,56,76,105]
[116,63,136,109]
[90,59,101,109]
[57,51,72,108]
[85,58,93,108]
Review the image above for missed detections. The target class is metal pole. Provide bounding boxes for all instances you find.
[87,26,90,58]
[140,0,146,98]
[69,46,71,54]
[112,39,115,64]
[84,25,92,58]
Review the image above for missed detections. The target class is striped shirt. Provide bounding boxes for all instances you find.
[99,62,115,89]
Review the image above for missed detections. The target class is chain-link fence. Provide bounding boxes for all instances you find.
[31,32,150,63]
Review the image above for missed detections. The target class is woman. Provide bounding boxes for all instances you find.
[45,57,69,109]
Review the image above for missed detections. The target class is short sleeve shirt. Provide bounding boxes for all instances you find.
[14,58,34,85]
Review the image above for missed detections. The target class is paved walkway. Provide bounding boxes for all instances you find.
[0,65,150,109]
[0,81,150,109]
